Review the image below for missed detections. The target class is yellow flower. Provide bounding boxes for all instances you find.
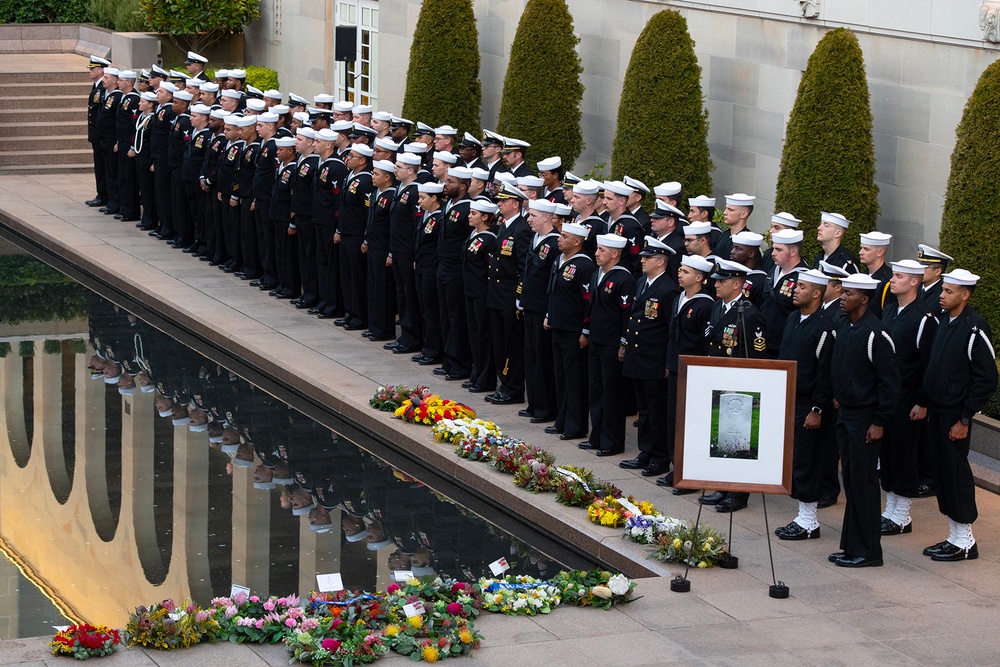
[458,629,473,644]
[706,537,714,543]
[384,624,400,637]
[697,561,708,568]
[407,577,420,586]
[422,646,440,662]
[407,615,423,629]
[672,538,683,549]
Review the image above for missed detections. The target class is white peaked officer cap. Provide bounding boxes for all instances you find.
[623,175,649,194]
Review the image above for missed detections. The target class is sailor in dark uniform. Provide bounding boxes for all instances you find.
[463,200,499,392]
[658,254,715,491]
[700,258,768,513]
[502,138,534,178]
[685,193,723,253]
[86,56,110,207]
[269,136,300,299]
[760,228,809,357]
[481,129,509,184]
[859,231,895,318]
[728,230,767,308]
[436,166,475,381]
[649,201,685,278]
[386,152,423,352]
[412,183,447,364]
[761,211,802,275]
[364,151,396,342]
[828,273,900,568]
[878,259,938,535]
[580,233,635,456]
[813,211,859,274]
[458,132,486,170]
[916,243,952,319]
[184,51,210,81]
[618,237,680,477]
[774,269,836,540]
[623,176,651,234]
[603,180,644,275]
[537,156,566,204]
[310,129,349,319]
[714,193,755,263]
[97,67,122,215]
[921,269,998,562]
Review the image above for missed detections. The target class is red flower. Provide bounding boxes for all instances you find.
[387,583,400,594]
[321,638,341,652]
[451,582,468,594]
[446,602,462,616]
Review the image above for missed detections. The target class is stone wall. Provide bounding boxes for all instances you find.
[252,0,1000,251]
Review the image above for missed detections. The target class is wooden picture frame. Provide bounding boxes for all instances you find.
[673,355,796,495]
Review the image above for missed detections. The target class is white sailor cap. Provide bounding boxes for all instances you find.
[683,221,713,235]
[732,231,764,247]
[258,112,280,124]
[655,181,682,197]
[246,98,266,112]
[334,100,354,112]
[372,110,393,122]
[315,128,338,141]
[173,90,194,102]
[517,175,544,188]
[215,69,230,78]
[470,200,499,215]
[397,153,422,166]
[351,143,374,157]
[220,89,242,100]
[942,268,980,286]
[470,167,490,181]
[890,259,925,275]
[200,82,220,93]
[418,182,445,194]
[434,124,457,136]
[725,192,755,207]
[537,156,562,171]
[688,194,715,207]
[314,93,335,104]
[210,108,231,120]
[228,69,246,79]
[820,211,850,228]
[573,180,601,195]
[374,137,400,151]
[372,159,396,172]
[447,166,473,179]
[352,104,372,114]
[159,81,179,94]
[681,254,715,273]
[770,212,801,228]
[140,91,158,102]
[120,70,137,80]
[296,126,316,139]
[841,273,881,290]
[798,269,830,286]
[554,203,573,217]
[403,142,427,154]
[596,233,627,249]
[603,180,634,197]
[772,229,804,244]
[274,136,296,147]
[860,231,892,246]
[331,119,354,132]
[264,89,282,100]
[562,222,590,237]
[191,103,212,115]
[292,111,309,123]
[623,175,649,194]
[433,151,457,164]
[528,199,557,213]
[104,67,120,77]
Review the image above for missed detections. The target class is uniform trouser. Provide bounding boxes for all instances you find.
[256,200,277,286]
[837,406,882,560]
[588,343,625,451]
[101,142,119,210]
[209,189,226,263]
[338,234,366,324]
[223,198,243,268]
[274,219,299,297]
[791,401,827,503]
[366,248,395,339]
[295,215,317,303]
[90,140,107,201]
[489,306,523,396]
[880,390,922,498]
[171,169,192,246]
[240,198,260,277]
[153,162,173,236]
[417,272,441,360]
[552,329,588,436]
[392,253,421,348]
[437,272,471,376]
[929,408,978,524]
[820,405,842,499]
[631,376,669,465]
[465,295,494,390]
[523,310,553,412]
[315,225,342,315]
[189,182,207,248]
[919,425,936,490]
[119,151,139,218]
[137,161,156,229]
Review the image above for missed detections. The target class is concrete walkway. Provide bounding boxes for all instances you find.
[2,173,1000,665]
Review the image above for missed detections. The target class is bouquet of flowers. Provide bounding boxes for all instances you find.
[284,618,388,666]
[489,440,555,475]
[586,498,628,528]
[431,418,501,445]
[123,599,219,650]
[381,613,482,662]
[394,395,477,425]
[307,591,386,625]
[478,575,561,616]
[208,592,317,644]
[649,520,729,568]
[370,384,431,412]
[548,570,637,610]
[382,578,483,623]
[50,624,121,660]
[512,458,561,493]
[455,438,492,462]
[556,477,622,508]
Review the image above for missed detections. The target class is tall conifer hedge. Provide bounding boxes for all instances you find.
[774,28,878,259]
[401,0,481,135]
[611,10,712,200]
[495,0,584,168]
[939,59,1000,343]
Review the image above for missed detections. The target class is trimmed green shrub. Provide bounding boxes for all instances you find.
[774,27,878,260]
[612,9,712,204]
[0,0,89,22]
[206,66,279,92]
[401,0,481,136]
[0,256,88,325]
[940,58,1000,345]
[496,0,584,169]
[71,339,87,355]
[18,341,34,358]
[0,342,10,359]
[43,339,62,355]
[89,0,144,32]
[141,0,260,54]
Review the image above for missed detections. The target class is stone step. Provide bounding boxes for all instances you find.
[1,107,87,123]
[0,94,81,110]
[0,120,88,138]
[1,135,90,152]
[0,71,88,84]
[0,148,93,167]
[0,81,94,97]
[0,163,92,175]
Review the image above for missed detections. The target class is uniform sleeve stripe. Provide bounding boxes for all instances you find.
[976,329,996,360]
[916,317,926,349]
[881,330,896,354]
[815,330,827,359]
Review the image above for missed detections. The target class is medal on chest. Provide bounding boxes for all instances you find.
[722,324,737,355]
[280,169,291,184]
[500,239,513,256]
[298,163,310,177]
[401,192,409,204]
[539,244,550,259]
[424,218,437,233]
[604,280,615,294]
[449,210,461,222]
[349,180,358,194]
[779,278,795,298]
[644,298,659,319]
[195,135,204,149]
[561,263,577,281]
[469,238,483,253]
[320,167,328,183]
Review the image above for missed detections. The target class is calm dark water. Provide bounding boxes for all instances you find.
[0,255,573,638]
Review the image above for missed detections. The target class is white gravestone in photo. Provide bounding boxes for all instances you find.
[717,393,753,454]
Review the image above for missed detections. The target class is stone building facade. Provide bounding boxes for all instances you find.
[245,0,1000,251]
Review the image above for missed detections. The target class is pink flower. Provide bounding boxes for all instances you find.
[301,618,319,631]
[233,592,248,606]
[255,619,264,629]
[451,583,468,595]
[286,594,301,607]
[277,597,287,606]
[186,603,197,615]
[386,583,400,594]
[321,638,341,652]
[225,604,238,619]
[195,611,209,623]
[284,617,297,628]
[249,595,260,603]
[447,602,462,616]
[263,600,275,612]
[331,619,342,630]
[162,599,176,613]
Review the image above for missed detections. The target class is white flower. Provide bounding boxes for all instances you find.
[608,574,630,596]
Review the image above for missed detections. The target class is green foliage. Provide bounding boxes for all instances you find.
[71,338,87,355]
[88,0,144,31]
[0,342,10,358]
[0,0,90,22]
[940,58,1000,346]
[496,0,584,169]
[0,256,88,325]
[774,27,878,260]
[401,0,481,136]
[18,341,34,358]
[43,339,62,355]
[611,10,712,204]
[141,0,260,53]
[206,66,279,92]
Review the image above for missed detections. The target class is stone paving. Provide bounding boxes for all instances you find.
[2,173,1000,665]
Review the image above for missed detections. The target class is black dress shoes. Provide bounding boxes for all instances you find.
[418,356,441,365]
[880,518,913,535]
[671,487,697,495]
[294,301,316,309]
[307,308,321,314]
[578,442,599,450]
[445,373,469,381]
[916,483,935,498]
[517,409,532,418]
[383,341,400,350]
[530,416,554,424]
[85,198,105,207]
[775,521,820,540]
[641,463,670,477]
[275,293,293,299]
[333,318,349,326]
[467,385,491,393]
[343,323,366,331]
[930,542,978,561]
[595,449,624,457]
[490,393,522,405]
[560,432,587,441]
[828,551,847,563]
[715,497,747,513]
[543,426,561,434]
[432,368,449,376]
[461,381,473,389]
[835,555,883,568]
[699,491,727,505]
[619,457,649,470]
[817,495,839,508]
[393,345,422,354]
[317,312,336,319]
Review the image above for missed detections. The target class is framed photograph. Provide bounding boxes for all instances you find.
[673,356,796,495]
